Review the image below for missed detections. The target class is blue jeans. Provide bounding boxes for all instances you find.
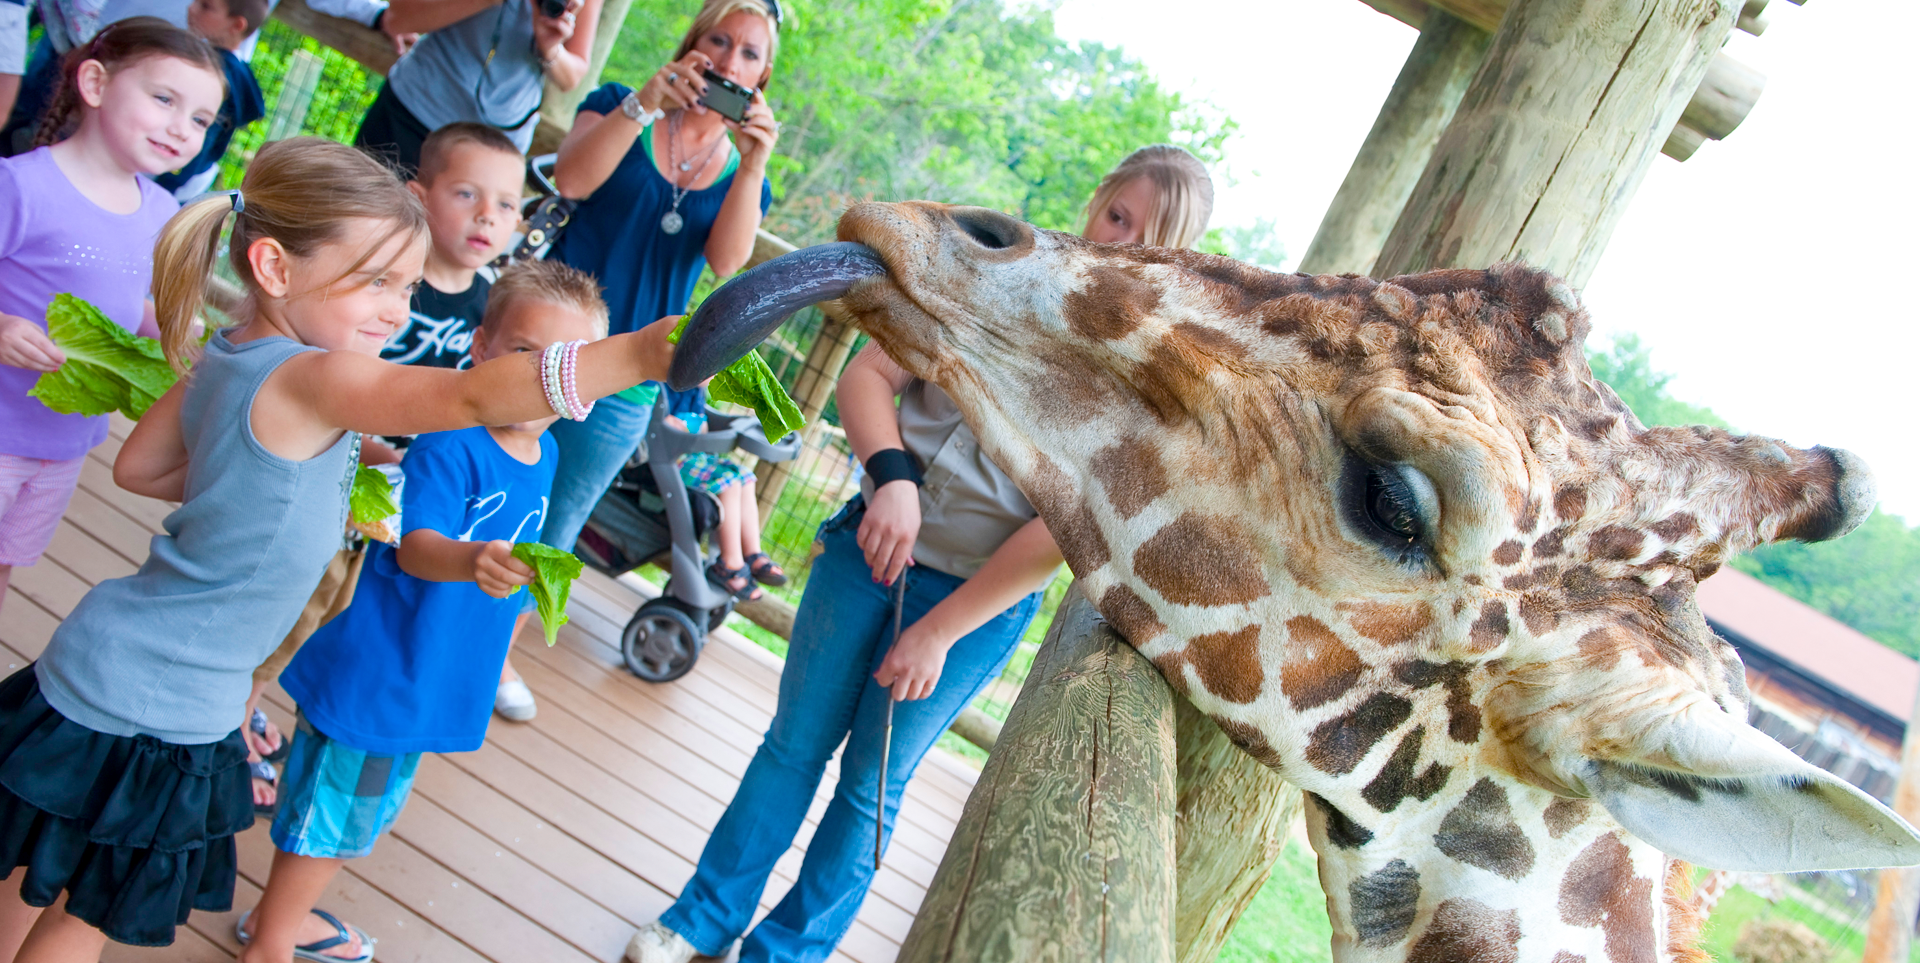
[660,499,1044,963]
[540,394,649,553]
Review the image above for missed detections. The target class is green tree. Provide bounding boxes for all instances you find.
[1200,216,1288,270]
[604,0,1233,245]
[1588,335,1920,658]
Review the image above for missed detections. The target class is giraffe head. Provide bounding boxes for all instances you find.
[672,202,1920,959]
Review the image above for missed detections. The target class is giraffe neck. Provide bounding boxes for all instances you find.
[1305,785,1703,963]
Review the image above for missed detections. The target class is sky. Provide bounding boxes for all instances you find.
[1050,0,1920,523]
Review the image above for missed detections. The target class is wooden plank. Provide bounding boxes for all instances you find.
[59,487,159,568]
[0,587,59,661]
[6,550,92,617]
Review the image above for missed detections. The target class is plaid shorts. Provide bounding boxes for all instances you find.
[270,715,422,859]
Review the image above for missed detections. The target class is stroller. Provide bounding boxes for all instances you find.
[571,392,801,683]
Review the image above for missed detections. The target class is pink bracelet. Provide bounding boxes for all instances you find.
[560,340,594,421]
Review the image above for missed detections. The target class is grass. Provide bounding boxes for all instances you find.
[1694,880,1920,963]
[1217,838,1334,963]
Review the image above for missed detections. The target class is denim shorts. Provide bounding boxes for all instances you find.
[270,715,421,859]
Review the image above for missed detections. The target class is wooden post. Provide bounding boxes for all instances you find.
[1299,8,1490,276]
[1373,0,1739,284]
[1171,698,1301,962]
[1865,691,1920,962]
[270,0,398,75]
[263,49,325,142]
[897,589,1180,963]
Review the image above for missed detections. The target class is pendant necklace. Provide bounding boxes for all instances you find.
[661,111,726,235]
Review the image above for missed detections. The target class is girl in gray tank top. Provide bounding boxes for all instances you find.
[0,139,675,953]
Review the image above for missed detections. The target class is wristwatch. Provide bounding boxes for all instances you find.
[620,90,665,127]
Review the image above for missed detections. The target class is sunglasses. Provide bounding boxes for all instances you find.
[763,0,782,24]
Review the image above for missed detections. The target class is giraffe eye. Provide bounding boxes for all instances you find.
[1341,452,1440,568]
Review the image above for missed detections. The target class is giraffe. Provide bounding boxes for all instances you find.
[671,201,1920,962]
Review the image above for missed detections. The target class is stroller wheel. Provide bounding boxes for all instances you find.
[623,601,706,683]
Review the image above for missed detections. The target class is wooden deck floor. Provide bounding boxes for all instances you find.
[0,417,977,963]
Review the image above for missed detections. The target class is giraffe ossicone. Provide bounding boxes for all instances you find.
[674,202,1920,963]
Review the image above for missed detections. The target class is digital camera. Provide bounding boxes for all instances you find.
[699,69,755,124]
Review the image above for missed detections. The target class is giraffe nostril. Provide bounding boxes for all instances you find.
[950,208,1023,250]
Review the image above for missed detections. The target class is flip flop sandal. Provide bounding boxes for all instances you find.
[745,552,788,587]
[251,708,291,763]
[250,759,278,817]
[707,561,764,602]
[235,908,377,963]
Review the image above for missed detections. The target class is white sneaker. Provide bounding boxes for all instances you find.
[625,922,698,963]
[494,679,537,721]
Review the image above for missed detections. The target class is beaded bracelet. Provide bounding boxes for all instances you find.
[558,340,594,421]
[539,341,569,419]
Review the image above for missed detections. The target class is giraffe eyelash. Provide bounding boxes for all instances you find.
[1340,452,1440,571]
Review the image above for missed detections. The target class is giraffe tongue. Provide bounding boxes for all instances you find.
[667,242,888,390]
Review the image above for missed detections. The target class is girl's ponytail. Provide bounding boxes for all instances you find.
[151,193,237,373]
[33,17,222,148]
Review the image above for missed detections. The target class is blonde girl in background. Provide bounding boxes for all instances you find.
[0,137,675,962]
[0,18,223,623]
[626,143,1215,963]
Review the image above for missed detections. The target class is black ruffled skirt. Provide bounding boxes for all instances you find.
[0,665,253,946]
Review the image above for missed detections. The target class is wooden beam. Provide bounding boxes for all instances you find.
[897,588,1179,963]
[1373,0,1740,285]
[1680,53,1765,141]
[269,0,397,75]
[1865,691,1920,963]
[1300,7,1490,276]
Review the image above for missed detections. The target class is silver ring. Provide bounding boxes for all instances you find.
[667,71,678,83]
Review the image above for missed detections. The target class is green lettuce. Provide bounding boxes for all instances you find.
[27,294,177,419]
[512,542,584,646]
[348,465,400,543]
[667,317,805,440]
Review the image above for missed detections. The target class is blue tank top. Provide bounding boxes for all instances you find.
[36,332,357,745]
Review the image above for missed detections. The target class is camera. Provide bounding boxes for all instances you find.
[538,0,567,19]
[699,69,755,124]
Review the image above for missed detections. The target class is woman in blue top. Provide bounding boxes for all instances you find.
[539,0,778,569]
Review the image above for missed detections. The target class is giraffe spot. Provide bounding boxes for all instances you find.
[1090,441,1171,520]
[1309,793,1373,849]
[1064,265,1158,341]
[1037,346,1120,419]
[1342,600,1433,645]
[1022,454,1112,572]
[1187,624,1264,704]
[1589,526,1646,561]
[1553,954,1588,963]
[1434,778,1536,880]
[1216,719,1285,769]
[1392,660,1480,743]
[1408,898,1520,963]
[1554,485,1589,521]
[1350,859,1421,947]
[1544,798,1592,839]
[1562,566,1643,606]
[1169,321,1250,364]
[1491,540,1525,566]
[1649,512,1698,542]
[1306,693,1412,775]
[1135,336,1218,424]
[1576,626,1631,671]
[1281,616,1365,710]
[1133,513,1271,607]
[1560,834,1657,963]
[1515,498,1541,534]
[1469,601,1510,651]
[1098,584,1165,645]
[1534,527,1569,557]
[1519,591,1561,635]
[1361,726,1451,813]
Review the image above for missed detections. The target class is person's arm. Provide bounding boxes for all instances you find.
[873,516,1062,700]
[552,51,711,199]
[265,313,674,449]
[531,0,599,92]
[114,380,190,501]
[837,343,919,583]
[396,530,534,598]
[703,92,778,276]
[381,0,498,37]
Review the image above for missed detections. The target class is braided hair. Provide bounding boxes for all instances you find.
[32,17,224,149]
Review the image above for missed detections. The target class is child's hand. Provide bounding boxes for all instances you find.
[873,620,950,701]
[664,415,688,432]
[473,539,535,598]
[0,312,64,372]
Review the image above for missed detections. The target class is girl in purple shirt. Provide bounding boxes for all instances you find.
[0,19,222,619]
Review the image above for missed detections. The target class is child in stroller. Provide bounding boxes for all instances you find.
[571,389,800,682]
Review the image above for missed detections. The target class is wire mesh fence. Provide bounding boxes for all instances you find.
[216,19,382,189]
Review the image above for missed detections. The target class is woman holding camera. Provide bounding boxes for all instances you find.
[355,0,603,169]
[537,0,778,587]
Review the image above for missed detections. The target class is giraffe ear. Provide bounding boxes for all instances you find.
[1579,706,1920,872]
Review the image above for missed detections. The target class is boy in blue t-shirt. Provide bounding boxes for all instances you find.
[235,261,612,962]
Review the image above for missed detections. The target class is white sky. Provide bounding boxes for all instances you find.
[1051,0,1920,522]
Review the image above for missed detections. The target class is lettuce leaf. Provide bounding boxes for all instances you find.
[512,542,584,646]
[666,317,804,440]
[347,465,400,543]
[27,294,177,419]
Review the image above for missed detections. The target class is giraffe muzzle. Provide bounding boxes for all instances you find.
[667,241,888,390]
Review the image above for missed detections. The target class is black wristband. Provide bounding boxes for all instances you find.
[370,8,386,30]
[865,448,923,488]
